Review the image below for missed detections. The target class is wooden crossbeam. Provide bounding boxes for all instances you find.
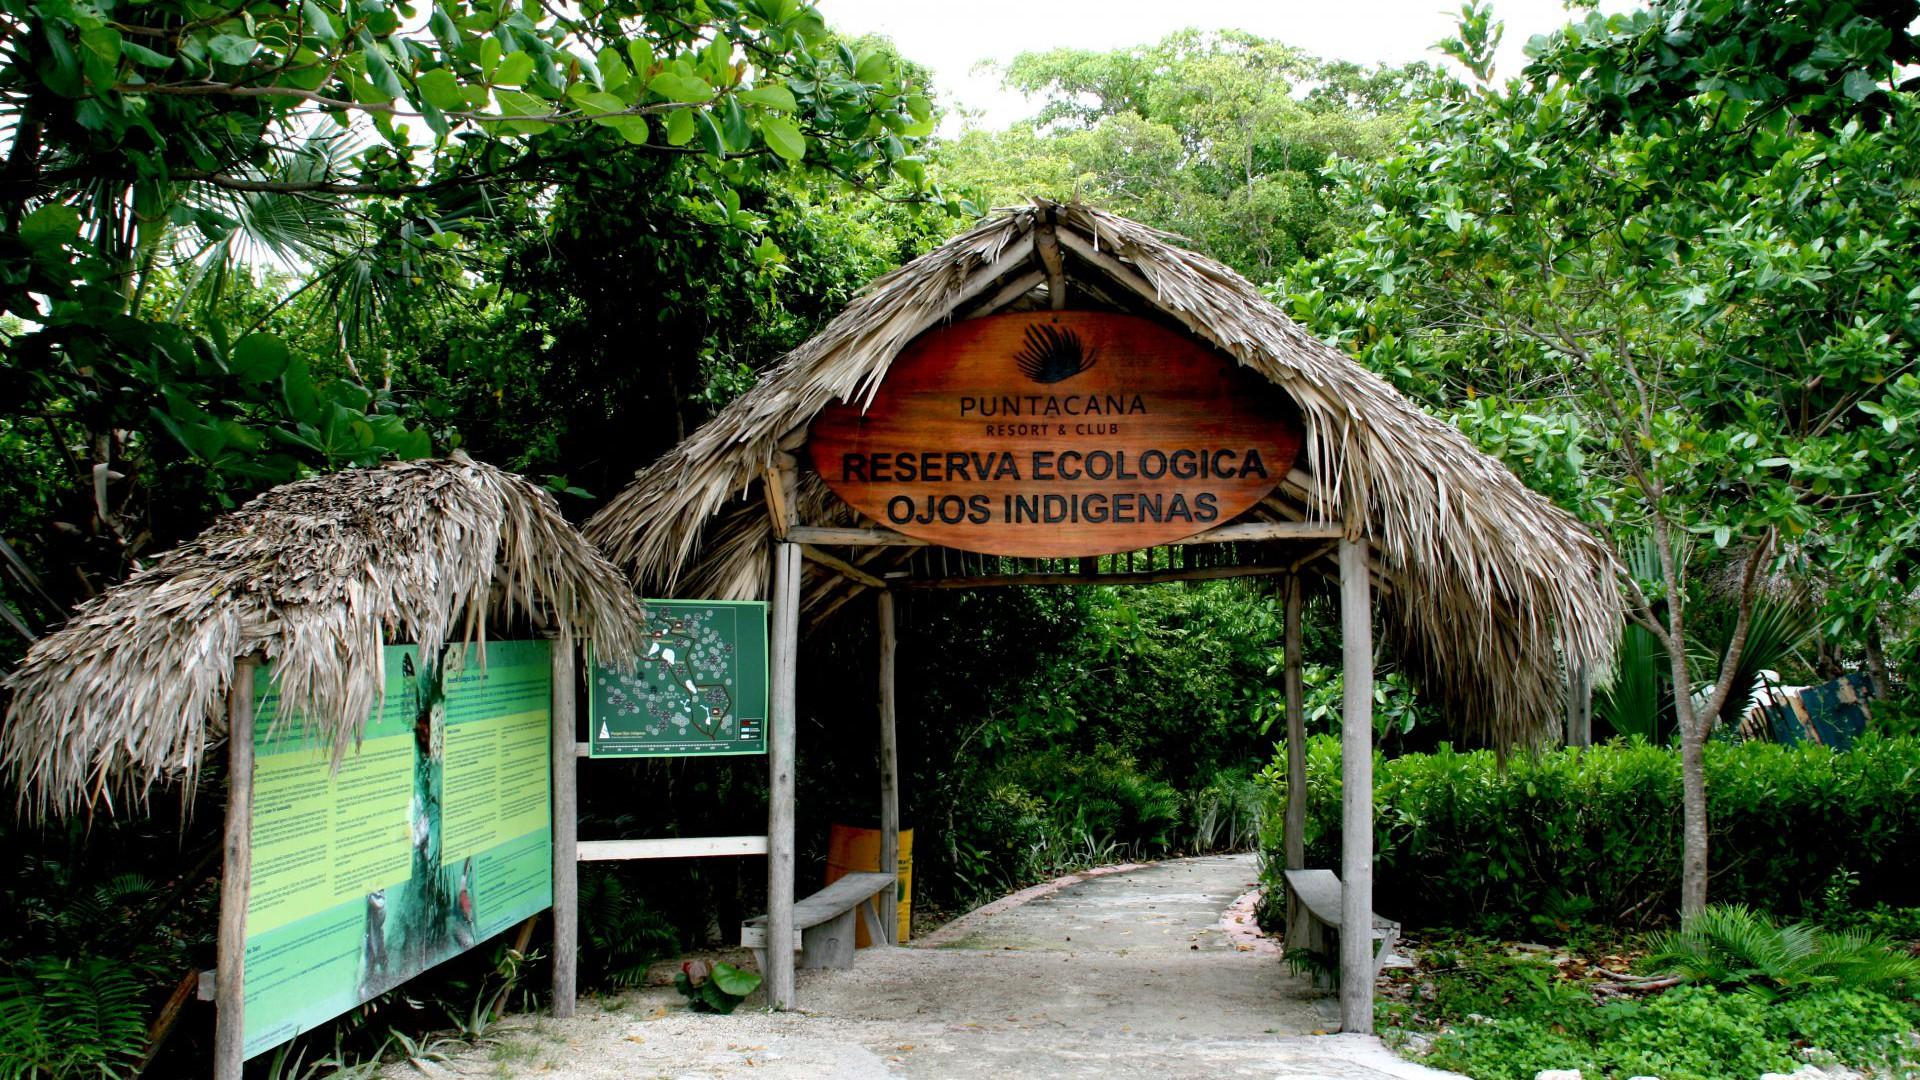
[1184,519,1342,544]
[800,545,886,588]
[787,525,927,547]
[578,836,768,861]
[895,561,1291,590]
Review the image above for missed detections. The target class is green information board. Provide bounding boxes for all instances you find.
[589,599,769,757]
[241,640,552,1060]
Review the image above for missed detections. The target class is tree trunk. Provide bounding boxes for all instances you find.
[1666,635,1709,918]
[1678,732,1709,917]
[1865,620,1890,701]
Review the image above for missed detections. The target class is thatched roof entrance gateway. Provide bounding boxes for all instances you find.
[584,200,1623,1034]
[2,453,646,821]
[586,202,1620,744]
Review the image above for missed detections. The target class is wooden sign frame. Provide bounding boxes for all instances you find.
[807,311,1303,556]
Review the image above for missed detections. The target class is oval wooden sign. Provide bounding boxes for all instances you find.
[807,311,1303,557]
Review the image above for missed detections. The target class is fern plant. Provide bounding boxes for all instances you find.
[578,871,681,989]
[0,956,148,1079]
[1646,904,1920,998]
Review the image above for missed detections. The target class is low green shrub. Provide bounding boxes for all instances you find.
[1770,988,1920,1073]
[939,745,1201,904]
[1184,768,1266,854]
[1259,735,1920,933]
[1598,987,1795,1080]
[1407,938,1920,1080]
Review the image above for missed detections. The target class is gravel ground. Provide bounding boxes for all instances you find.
[397,855,1465,1080]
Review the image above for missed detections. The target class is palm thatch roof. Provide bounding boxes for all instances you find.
[3,454,646,821]
[587,202,1621,744]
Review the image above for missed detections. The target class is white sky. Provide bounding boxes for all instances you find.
[816,0,1619,127]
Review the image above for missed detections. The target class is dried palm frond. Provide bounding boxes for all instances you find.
[3,455,646,821]
[585,201,1621,747]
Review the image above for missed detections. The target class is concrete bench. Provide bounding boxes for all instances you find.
[742,871,894,972]
[1283,868,1399,989]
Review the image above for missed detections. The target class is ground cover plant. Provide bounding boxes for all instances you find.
[1380,913,1920,1080]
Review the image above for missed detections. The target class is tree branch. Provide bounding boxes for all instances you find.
[1699,530,1776,725]
[114,79,711,126]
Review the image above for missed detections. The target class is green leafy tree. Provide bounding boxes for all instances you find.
[935,29,1439,280]
[1278,0,1920,914]
[0,0,943,643]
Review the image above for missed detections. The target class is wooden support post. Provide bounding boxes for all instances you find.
[550,637,579,1018]
[213,657,257,1080]
[1282,574,1309,955]
[1035,221,1067,310]
[1566,662,1592,748]
[1338,539,1375,1033]
[766,541,802,1008]
[876,590,900,945]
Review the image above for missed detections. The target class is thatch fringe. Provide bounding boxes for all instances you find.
[586,202,1621,745]
[3,455,646,821]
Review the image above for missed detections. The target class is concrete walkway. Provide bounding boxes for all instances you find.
[412,854,1463,1079]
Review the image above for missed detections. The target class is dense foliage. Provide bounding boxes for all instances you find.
[1393,906,1920,1079]
[935,29,1434,280]
[1399,935,1919,1080]
[1261,736,1920,934]
[4,0,1920,1071]
[0,0,946,641]
[1276,0,1920,912]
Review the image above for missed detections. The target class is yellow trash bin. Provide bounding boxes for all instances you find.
[825,822,913,946]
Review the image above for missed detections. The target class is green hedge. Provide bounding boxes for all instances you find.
[1258,736,1920,932]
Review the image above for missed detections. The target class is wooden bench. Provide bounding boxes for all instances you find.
[741,871,895,972]
[1283,868,1400,989]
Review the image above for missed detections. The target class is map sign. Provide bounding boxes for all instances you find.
[588,600,769,757]
[241,640,552,1060]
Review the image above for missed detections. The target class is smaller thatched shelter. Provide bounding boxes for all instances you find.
[2,453,646,821]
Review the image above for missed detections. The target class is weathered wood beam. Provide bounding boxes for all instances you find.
[896,561,1292,590]
[212,657,257,1080]
[800,545,886,589]
[1054,230,1229,346]
[1186,519,1343,544]
[967,268,1046,319]
[578,835,768,860]
[1282,574,1309,956]
[806,582,871,633]
[1339,538,1375,1034]
[1035,222,1067,310]
[787,525,928,547]
[1261,496,1395,596]
[802,547,907,634]
[1288,540,1340,575]
[762,453,798,539]
[1566,663,1593,748]
[765,541,802,1009]
[550,638,579,1018]
[876,590,900,946]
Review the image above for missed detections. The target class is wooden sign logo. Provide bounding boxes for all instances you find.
[807,311,1304,557]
